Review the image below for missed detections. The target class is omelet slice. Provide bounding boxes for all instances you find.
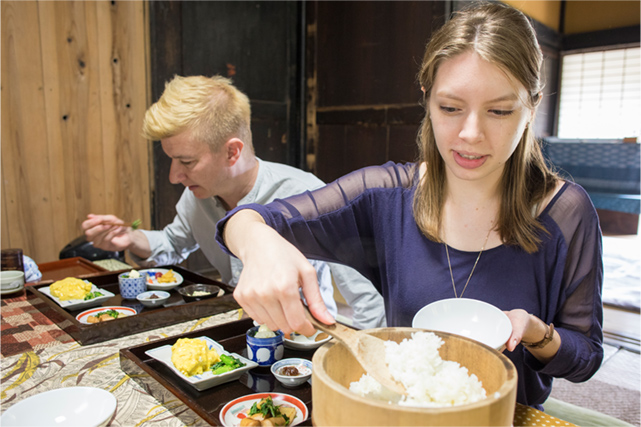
[49,277,93,301]
[171,338,220,376]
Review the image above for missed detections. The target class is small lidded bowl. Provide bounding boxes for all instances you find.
[177,284,221,303]
[118,270,147,299]
[271,358,312,388]
[246,325,284,367]
[136,290,170,308]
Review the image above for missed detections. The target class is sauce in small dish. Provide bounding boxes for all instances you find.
[271,358,313,388]
[278,364,311,377]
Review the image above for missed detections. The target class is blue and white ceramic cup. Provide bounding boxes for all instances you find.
[118,273,147,299]
[246,326,284,367]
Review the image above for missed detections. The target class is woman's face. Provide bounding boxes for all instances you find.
[428,51,532,186]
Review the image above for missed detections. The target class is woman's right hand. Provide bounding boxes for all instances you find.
[224,209,335,337]
[82,213,134,252]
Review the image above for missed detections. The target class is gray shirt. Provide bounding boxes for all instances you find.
[133,158,386,329]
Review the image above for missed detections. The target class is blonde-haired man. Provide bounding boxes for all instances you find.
[82,75,386,329]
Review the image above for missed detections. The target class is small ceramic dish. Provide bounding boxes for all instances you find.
[177,284,222,303]
[1,271,24,291]
[145,336,257,391]
[219,393,308,427]
[271,358,312,388]
[246,325,284,367]
[76,306,137,324]
[40,283,115,311]
[283,330,331,351]
[118,272,147,299]
[139,268,184,290]
[136,290,170,308]
[412,298,513,350]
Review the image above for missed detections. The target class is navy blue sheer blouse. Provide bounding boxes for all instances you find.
[216,161,604,409]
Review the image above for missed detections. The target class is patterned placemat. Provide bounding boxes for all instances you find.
[514,403,577,426]
[1,309,242,426]
[93,258,133,271]
[1,292,74,357]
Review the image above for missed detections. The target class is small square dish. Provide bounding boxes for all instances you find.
[139,268,184,290]
[39,283,115,311]
[145,336,258,391]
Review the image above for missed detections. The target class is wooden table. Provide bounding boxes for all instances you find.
[0,264,577,426]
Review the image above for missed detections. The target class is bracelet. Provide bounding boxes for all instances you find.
[521,322,555,349]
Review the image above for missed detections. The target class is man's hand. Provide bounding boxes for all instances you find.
[82,214,152,260]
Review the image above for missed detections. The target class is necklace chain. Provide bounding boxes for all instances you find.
[445,228,492,298]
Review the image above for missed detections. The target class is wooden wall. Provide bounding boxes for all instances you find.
[307,1,446,183]
[1,1,150,263]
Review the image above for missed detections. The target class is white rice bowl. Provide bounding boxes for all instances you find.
[349,331,486,407]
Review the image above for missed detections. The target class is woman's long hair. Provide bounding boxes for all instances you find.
[413,2,559,253]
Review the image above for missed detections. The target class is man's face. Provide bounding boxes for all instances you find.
[161,130,230,199]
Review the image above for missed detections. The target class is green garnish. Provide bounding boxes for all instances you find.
[211,354,245,375]
[131,219,142,230]
[93,309,119,319]
[248,396,288,422]
[84,291,104,300]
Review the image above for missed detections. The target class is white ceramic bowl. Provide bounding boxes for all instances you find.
[271,358,313,388]
[136,290,170,308]
[0,386,116,427]
[412,298,512,350]
[0,271,24,290]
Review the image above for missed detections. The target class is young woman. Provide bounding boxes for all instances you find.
[216,2,603,408]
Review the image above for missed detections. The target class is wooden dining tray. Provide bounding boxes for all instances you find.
[119,317,314,426]
[37,256,108,283]
[26,266,240,345]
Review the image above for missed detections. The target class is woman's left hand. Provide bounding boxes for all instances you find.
[503,309,561,362]
[503,309,531,351]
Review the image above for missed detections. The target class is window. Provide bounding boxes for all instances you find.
[557,46,640,140]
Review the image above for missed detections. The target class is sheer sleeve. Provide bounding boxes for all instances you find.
[530,182,604,382]
[216,162,416,284]
[265,161,416,220]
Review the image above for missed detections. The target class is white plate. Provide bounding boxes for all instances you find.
[76,306,137,324]
[0,386,116,427]
[145,335,257,391]
[219,392,308,427]
[139,268,184,290]
[40,282,115,311]
[283,330,332,351]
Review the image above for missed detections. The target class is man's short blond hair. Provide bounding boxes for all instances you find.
[142,75,253,152]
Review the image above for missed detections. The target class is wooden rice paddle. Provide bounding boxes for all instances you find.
[303,306,407,396]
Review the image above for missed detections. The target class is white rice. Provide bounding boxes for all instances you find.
[349,331,486,407]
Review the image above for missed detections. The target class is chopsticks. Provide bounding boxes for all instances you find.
[100,219,142,230]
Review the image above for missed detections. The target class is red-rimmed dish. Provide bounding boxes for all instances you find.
[219,392,308,427]
[76,306,137,324]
